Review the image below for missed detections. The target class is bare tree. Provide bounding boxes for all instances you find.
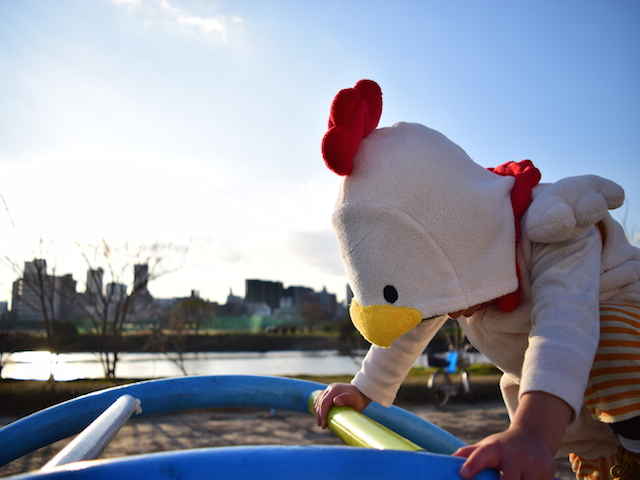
[146,293,214,376]
[162,305,190,376]
[2,252,83,385]
[2,255,79,359]
[4,258,55,342]
[172,293,213,335]
[76,241,185,379]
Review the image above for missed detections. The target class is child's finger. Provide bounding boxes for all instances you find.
[459,444,501,479]
[314,389,329,426]
[313,389,324,415]
[318,390,336,428]
[333,392,354,406]
[451,445,477,458]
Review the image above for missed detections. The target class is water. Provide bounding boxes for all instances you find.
[1,350,369,381]
[1,350,490,381]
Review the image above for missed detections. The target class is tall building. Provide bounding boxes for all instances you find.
[284,285,314,308]
[131,264,153,319]
[53,274,77,320]
[12,259,51,324]
[86,268,104,297]
[24,259,47,278]
[11,259,77,324]
[133,264,149,294]
[245,279,284,311]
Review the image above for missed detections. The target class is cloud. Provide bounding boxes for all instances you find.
[112,0,242,42]
[288,231,344,277]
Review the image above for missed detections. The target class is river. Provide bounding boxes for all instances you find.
[1,350,370,381]
[1,350,491,381]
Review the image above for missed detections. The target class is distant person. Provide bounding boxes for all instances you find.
[314,80,639,480]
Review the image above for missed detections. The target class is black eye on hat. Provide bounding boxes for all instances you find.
[383,285,398,304]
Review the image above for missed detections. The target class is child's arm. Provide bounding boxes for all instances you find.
[455,225,603,479]
[350,315,448,406]
[314,315,448,426]
[453,391,572,479]
[518,225,602,418]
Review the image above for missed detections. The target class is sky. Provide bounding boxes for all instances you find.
[1,0,639,305]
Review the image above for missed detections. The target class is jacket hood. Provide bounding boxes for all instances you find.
[333,122,518,318]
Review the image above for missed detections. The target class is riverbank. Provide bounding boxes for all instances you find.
[0,371,502,416]
[1,332,365,353]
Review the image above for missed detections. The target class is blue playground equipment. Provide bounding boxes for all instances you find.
[0,375,499,479]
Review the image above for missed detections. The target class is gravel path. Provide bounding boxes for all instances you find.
[0,401,574,478]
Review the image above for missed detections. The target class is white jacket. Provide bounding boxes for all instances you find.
[352,211,640,459]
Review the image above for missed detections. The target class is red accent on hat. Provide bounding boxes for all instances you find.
[488,160,542,312]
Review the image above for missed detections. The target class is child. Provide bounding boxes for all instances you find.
[313,80,640,480]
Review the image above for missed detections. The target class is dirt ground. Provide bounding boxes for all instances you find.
[0,401,574,479]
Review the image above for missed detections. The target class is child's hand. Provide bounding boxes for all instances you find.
[452,426,555,480]
[313,383,371,428]
[453,391,571,479]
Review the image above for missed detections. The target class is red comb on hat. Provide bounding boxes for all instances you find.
[321,79,383,176]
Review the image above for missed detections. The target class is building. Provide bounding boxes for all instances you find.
[131,263,153,314]
[315,286,337,318]
[245,279,284,311]
[11,260,48,325]
[133,264,149,294]
[246,301,271,316]
[53,274,77,321]
[106,282,127,303]
[11,259,78,325]
[216,289,246,316]
[284,285,314,308]
[282,285,337,319]
[86,268,104,297]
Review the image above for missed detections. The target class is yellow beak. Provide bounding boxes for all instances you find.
[349,299,423,347]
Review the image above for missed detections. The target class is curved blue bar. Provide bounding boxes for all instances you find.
[0,375,464,466]
[6,446,499,480]
[364,402,465,454]
[0,376,317,465]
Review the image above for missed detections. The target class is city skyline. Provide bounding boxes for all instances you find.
[1,1,638,306]
[3,256,344,310]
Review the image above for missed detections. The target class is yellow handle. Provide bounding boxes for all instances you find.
[308,390,422,451]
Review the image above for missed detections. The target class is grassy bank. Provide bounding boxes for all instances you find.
[1,331,364,353]
[0,365,501,417]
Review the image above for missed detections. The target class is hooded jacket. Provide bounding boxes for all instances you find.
[331,121,640,460]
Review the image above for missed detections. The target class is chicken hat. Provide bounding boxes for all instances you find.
[322,80,624,348]
[322,80,532,347]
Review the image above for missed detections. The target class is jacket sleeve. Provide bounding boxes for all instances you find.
[520,225,602,418]
[351,315,448,406]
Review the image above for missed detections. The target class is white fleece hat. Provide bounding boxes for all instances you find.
[332,122,518,343]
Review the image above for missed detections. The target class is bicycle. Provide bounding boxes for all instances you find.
[426,349,471,407]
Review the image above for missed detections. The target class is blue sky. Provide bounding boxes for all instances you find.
[1,0,638,304]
